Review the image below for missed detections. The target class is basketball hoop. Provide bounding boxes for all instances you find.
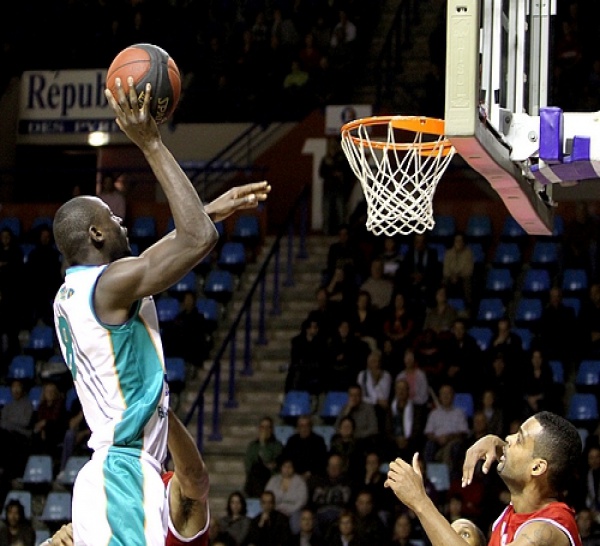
[340,115,456,236]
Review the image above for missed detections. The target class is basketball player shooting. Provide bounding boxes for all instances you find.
[385,412,582,546]
[52,77,269,546]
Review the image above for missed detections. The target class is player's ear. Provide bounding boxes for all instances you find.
[89,225,105,245]
[531,458,547,476]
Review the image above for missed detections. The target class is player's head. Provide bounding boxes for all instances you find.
[498,411,581,495]
[451,518,486,546]
[54,196,130,266]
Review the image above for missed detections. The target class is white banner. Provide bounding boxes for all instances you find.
[325,104,372,136]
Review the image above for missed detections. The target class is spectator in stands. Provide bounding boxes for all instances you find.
[423,286,458,335]
[209,517,237,546]
[413,328,446,394]
[378,237,403,283]
[58,398,91,475]
[357,350,392,432]
[246,489,291,546]
[325,319,371,393]
[298,32,323,77]
[521,349,559,418]
[308,454,353,537]
[481,352,519,424]
[442,318,482,393]
[350,290,383,348]
[353,489,389,545]
[285,317,327,395]
[265,458,308,534]
[0,288,20,371]
[442,232,474,307]
[97,173,126,221]
[31,381,67,461]
[395,232,440,309]
[351,452,394,521]
[0,499,35,546]
[244,416,283,498]
[423,384,469,479]
[290,507,324,546]
[539,286,577,365]
[324,264,359,323]
[334,384,379,445]
[0,228,24,348]
[330,416,361,478]
[395,347,430,409]
[281,415,328,481]
[478,388,505,438]
[320,136,352,236]
[382,292,416,358]
[305,287,338,343]
[578,283,600,358]
[577,508,600,546]
[388,512,423,546]
[25,225,62,326]
[580,446,600,517]
[488,316,524,366]
[219,491,251,546]
[281,59,312,120]
[360,257,394,313]
[0,379,33,477]
[166,290,209,370]
[563,203,599,279]
[387,378,424,462]
[330,10,357,46]
[325,224,362,284]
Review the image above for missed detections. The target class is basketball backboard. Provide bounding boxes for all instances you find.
[445,0,600,235]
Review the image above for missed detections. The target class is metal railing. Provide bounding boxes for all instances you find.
[184,185,309,451]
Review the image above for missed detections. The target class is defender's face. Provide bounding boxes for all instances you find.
[451,519,482,546]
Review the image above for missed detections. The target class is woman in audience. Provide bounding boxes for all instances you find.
[521,348,557,417]
[219,491,251,546]
[265,458,308,534]
[31,381,67,461]
[0,499,35,546]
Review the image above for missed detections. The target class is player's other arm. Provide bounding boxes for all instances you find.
[167,409,209,538]
[510,521,570,546]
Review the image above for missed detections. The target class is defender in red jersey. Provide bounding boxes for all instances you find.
[385,411,582,546]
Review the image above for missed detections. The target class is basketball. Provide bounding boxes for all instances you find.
[106,43,181,124]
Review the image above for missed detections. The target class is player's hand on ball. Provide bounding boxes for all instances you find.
[50,523,73,546]
[104,77,160,149]
[205,181,271,223]
[385,453,427,510]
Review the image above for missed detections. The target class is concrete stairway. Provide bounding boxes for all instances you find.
[177,234,334,516]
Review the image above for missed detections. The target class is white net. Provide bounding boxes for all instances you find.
[340,117,456,236]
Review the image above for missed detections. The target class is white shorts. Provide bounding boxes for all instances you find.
[73,447,168,546]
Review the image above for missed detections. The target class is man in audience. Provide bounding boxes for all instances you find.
[281,415,328,481]
[245,490,291,546]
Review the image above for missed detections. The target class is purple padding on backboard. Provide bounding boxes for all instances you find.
[539,107,563,164]
[568,136,590,162]
[532,160,599,185]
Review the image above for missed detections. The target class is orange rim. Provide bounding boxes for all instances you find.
[340,115,454,156]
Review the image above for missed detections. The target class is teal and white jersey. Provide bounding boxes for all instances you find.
[53,265,169,464]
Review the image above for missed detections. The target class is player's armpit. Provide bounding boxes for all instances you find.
[510,521,571,546]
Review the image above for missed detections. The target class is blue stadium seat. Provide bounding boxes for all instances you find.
[320,391,349,422]
[467,327,493,352]
[195,297,220,332]
[156,296,180,323]
[513,327,534,351]
[492,242,521,269]
[426,462,450,492]
[500,216,527,242]
[1,490,32,519]
[484,269,514,298]
[313,425,336,450]
[40,492,72,524]
[466,215,492,244]
[7,355,35,381]
[476,297,506,324]
[22,454,53,487]
[430,214,456,244]
[35,530,51,546]
[57,455,90,487]
[521,269,551,298]
[575,360,600,390]
[0,216,22,238]
[203,270,234,304]
[217,242,246,275]
[453,392,474,418]
[562,268,588,296]
[566,393,599,422]
[514,298,543,327]
[549,360,564,384]
[130,216,156,239]
[0,386,12,407]
[468,243,485,264]
[169,270,198,294]
[20,243,35,264]
[25,325,55,361]
[246,497,262,519]
[274,424,295,445]
[233,215,260,244]
[28,385,43,411]
[31,216,53,231]
[165,357,186,394]
[429,243,447,263]
[447,298,466,312]
[280,390,312,419]
[562,297,581,317]
[65,388,78,412]
[530,241,559,269]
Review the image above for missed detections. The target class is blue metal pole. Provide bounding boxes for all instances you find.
[297,193,308,259]
[242,303,253,376]
[284,221,294,287]
[257,275,268,345]
[209,362,223,441]
[271,242,281,316]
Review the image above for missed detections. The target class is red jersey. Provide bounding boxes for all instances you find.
[162,471,210,546]
[488,502,582,546]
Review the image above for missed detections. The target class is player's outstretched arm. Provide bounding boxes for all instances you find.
[462,434,506,487]
[385,453,472,546]
[204,181,271,223]
[167,409,209,539]
[100,78,218,315]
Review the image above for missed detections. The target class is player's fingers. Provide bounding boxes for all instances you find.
[412,452,422,476]
[127,77,139,113]
[141,82,152,116]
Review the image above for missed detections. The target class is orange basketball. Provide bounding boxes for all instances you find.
[106,43,181,124]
